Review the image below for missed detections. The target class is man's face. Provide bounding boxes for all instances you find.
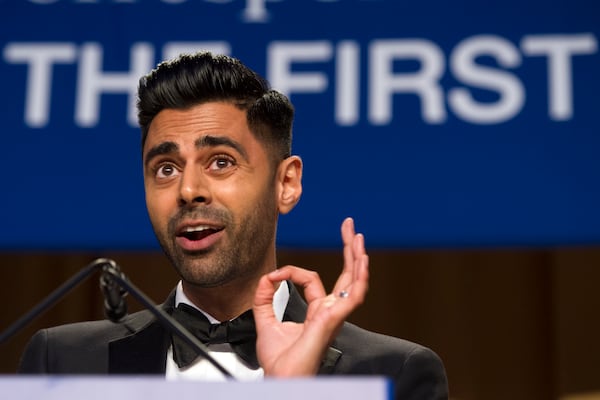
[142,102,279,288]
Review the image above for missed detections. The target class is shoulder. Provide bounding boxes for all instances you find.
[334,322,441,369]
[42,308,156,343]
[18,308,156,374]
[333,322,448,400]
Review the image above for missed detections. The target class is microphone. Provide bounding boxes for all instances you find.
[100,260,128,322]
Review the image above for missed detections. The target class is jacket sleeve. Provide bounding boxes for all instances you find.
[393,346,449,400]
[17,329,49,373]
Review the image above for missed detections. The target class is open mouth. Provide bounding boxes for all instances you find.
[177,225,224,244]
[177,225,224,241]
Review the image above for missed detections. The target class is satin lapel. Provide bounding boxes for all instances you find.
[108,291,176,374]
[282,281,308,322]
[283,281,343,374]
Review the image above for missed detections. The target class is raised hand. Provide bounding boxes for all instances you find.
[252,217,369,376]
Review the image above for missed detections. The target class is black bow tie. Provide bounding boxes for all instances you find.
[170,303,258,369]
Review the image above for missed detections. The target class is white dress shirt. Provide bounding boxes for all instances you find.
[165,280,289,381]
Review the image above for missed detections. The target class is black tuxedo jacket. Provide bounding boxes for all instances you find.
[18,283,448,400]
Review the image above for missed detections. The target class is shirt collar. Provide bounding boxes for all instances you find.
[174,279,289,324]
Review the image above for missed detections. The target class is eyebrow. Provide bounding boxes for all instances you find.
[144,141,179,168]
[195,135,249,162]
[143,135,249,168]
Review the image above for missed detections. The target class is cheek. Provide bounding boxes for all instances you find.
[145,189,171,223]
[215,178,267,209]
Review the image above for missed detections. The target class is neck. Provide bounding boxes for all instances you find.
[181,271,270,322]
[179,245,279,321]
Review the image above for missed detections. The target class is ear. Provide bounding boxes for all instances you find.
[276,156,303,215]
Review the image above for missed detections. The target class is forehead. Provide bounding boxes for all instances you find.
[144,102,256,153]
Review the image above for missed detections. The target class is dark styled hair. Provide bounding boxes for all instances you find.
[137,52,294,163]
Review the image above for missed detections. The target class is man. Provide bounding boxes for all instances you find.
[19,52,448,399]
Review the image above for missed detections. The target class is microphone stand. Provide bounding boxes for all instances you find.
[0,258,235,379]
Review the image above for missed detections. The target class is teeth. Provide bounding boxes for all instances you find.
[184,225,212,233]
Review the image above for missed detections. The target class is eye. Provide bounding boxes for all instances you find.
[209,155,235,171]
[156,163,180,179]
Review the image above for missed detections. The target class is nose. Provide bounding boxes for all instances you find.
[178,165,211,207]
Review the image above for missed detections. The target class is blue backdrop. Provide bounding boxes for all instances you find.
[1,0,599,249]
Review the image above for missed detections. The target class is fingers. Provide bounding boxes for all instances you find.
[335,217,357,293]
[254,217,369,332]
[253,273,280,330]
[272,261,367,325]
[255,266,328,326]
[263,266,327,304]
[333,217,369,295]
[341,217,355,266]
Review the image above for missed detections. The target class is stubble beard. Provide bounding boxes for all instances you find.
[155,197,278,289]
